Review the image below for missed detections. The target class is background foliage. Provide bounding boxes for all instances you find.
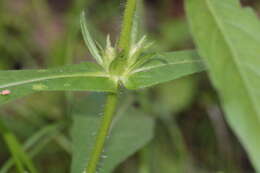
[0,0,260,172]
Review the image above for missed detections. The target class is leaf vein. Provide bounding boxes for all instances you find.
[0,73,109,89]
[130,60,202,74]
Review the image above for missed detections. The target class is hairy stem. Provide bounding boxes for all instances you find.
[85,92,118,173]
[118,0,137,53]
[85,1,136,172]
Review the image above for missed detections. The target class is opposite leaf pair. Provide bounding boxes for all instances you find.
[0,13,205,106]
[0,1,206,173]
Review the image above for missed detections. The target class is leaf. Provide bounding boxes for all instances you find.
[71,93,154,173]
[0,62,116,105]
[186,0,260,171]
[0,119,39,173]
[154,76,197,116]
[80,11,103,65]
[0,123,63,173]
[3,133,35,173]
[124,50,205,89]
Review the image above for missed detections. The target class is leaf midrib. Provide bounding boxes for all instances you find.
[205,0,260,117]
[0,73,109,89]
[130,60,202,74]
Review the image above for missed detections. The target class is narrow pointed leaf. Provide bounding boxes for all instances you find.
[80,11,103,65]
[0,62,116,105]
[71,93,154,173]
[124,50,205,89]
[0,123,63,173]
[2,133,37,173]
[186,0,260,171]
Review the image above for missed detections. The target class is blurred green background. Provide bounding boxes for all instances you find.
[0,0,260,172]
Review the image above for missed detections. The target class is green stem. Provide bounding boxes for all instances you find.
[118,0,137,53]
[85,92,118,173]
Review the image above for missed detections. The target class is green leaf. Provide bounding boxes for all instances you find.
[3,133,35,173]
[80,11,103,65]
[0,119,39,173]
[124,50,205,89]
[0,62,116,105]
[186,0,260,171]
[71,93,154,173]
[154,76,197,116]
[0,123,63,173]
